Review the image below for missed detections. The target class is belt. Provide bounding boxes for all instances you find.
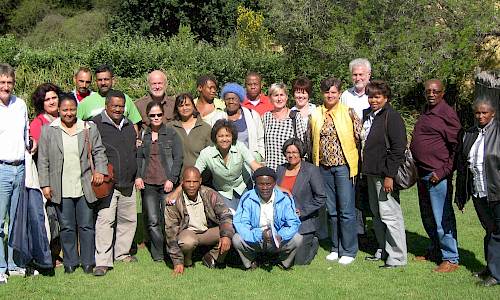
[0,160,24,166]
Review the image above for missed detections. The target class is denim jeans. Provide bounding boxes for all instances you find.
[142,184,166,261]
[417,173,459,263]
[320,164,358,257]
[0,163,24,274]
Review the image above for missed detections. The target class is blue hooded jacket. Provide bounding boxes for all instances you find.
[233,187,301,243]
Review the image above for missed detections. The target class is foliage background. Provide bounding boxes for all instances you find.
[0,0,499,127]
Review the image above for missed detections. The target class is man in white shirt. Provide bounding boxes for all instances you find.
[340,58,372,249]
[0,63,31,283]
[340,58,372,119]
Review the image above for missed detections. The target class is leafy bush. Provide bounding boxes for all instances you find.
[0,28,288,118]
[23,11,108,48]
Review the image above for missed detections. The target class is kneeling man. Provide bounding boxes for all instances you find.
[233,167,302,270]
[165,167,234,275]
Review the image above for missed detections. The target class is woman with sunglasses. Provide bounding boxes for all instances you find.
[135,102,183,262]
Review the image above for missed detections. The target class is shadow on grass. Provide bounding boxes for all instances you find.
[405,230,484,272]
[318,225,484,272]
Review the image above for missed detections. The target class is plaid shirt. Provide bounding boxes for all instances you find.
[262,111,306,170]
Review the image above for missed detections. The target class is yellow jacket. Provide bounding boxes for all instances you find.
[309,103,358,178]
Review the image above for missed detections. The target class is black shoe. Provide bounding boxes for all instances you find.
[202,253,216,269]
[245,261,258,271]
[64,265,78,274]
[93,266,108,276]
[472,268,491,279]
[277,263,292,271]
[379,264,401,269]
[82,265,94,274]
[478,276,499,287]
[365,256,381,262]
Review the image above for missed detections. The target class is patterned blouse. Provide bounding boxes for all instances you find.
[319,112,362,167]
[262,111,306,170]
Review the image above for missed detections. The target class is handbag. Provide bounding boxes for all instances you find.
[383,112,417,190]
[84,122,114,199]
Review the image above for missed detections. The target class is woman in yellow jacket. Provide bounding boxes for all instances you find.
[310,77,361,265]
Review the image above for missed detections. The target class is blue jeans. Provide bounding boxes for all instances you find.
[417,173,459,263]
[320,164,358,257]
[0,163,24,274]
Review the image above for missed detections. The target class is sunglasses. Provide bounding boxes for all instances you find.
[149,113,163,118]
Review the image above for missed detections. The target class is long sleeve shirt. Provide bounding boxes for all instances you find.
[410,101,461,179]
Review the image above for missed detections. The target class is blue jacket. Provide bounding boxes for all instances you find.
[233,187,301,243]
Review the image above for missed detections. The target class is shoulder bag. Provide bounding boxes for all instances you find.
[84,122,114,199]
[383,112,417,190]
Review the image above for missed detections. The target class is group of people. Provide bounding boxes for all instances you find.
[0,57,499,287]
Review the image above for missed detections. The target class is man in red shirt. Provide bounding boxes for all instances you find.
[242,72,273,116]
[410,79,461,273]
[72,67,93,103]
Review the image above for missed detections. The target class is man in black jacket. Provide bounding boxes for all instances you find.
[92,90,138,276]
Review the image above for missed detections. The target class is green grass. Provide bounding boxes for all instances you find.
[2,187,498,299]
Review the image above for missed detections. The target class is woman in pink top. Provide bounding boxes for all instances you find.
[29,82,63,268]
[30,83,62,142]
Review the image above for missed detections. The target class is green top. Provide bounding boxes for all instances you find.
[171,118,212,170]
[57,118,84,198]
[77,92,142,124]
[195,141,254,199]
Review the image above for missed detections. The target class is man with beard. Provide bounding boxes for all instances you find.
[72,67,94,103]
[77,64,141,134]
[340,58,372,254]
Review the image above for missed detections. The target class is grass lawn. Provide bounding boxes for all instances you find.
[2,187,499,299]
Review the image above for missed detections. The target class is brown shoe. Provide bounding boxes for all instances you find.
[414,251,440,262]
[93,266,108,276]
[433,261,459,273]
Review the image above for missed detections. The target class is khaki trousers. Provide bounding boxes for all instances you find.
[178,227,221,266]
[95,188,137,267]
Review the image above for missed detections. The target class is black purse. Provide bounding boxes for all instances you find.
[383,113,417,190]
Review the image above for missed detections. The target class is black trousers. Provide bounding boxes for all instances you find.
[473,197,500,280]
[142,184,166,261]
[56,196,95,267]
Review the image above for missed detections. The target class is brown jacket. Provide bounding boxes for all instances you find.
[165,186,234,266]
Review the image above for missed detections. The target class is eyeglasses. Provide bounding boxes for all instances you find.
[424,89,443,95]
[285,151,300,156]
[149,113,163,118]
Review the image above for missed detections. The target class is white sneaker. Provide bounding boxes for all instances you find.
[326,251,339,261]
[0,273,7,284]
[338,256,355,265]
[8,267,38,276]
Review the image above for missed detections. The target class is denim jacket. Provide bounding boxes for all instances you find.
[137,124,183,184]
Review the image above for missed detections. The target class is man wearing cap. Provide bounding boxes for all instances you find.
[232,167,302,270]
[221,82,265,162]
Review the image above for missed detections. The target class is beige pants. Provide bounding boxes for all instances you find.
[95,188,137,267]
[178,227,221,266]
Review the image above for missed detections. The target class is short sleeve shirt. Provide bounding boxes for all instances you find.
[77,93,142,124]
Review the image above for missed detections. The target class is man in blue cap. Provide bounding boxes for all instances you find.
[232,167,302,270]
